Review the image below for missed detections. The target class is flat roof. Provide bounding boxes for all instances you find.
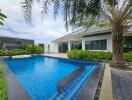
[0,35,34,41]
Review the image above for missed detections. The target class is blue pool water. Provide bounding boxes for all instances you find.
[5,56,95,100]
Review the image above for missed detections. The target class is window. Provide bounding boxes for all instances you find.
[85,39,107,50]
[58,42,68,53]
[123,36,132,52]
[70,41,82,50]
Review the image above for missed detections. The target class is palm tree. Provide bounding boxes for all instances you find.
[76,0,132,67]
[22,0,132,67]
[0,9,7,26]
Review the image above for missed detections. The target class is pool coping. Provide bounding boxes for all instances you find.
[1,59,31,100]
[43,55,98,65]
[99,63,113,100]
[76,63,104,100]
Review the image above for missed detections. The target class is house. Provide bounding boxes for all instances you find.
[0,35,34,50]
[44,25,132,53]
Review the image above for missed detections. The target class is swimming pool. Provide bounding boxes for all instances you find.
[5,56,97,100]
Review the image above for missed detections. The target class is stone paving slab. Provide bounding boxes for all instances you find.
[111,68,132,100]
[99,64,113,100]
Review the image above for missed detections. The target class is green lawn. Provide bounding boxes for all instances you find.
[0,66,8,100]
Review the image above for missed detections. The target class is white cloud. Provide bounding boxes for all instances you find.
[0,0,72,44]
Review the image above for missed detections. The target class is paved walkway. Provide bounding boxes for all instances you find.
[111,68,132,100]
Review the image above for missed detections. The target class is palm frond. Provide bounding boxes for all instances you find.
[0,21,4,25]
[21,0,33,23]
[53,0,60,19]
[41,0,52,20]
[0,17,5,21]
[0,12,7,18]
[0,10,7,26]
[63,0,71,30]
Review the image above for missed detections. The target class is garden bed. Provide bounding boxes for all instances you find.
[68,50,132,62]
[0,65,8,100]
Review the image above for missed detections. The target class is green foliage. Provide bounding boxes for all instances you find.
[0,64,8,100]
[0,49,28,56]
[0,44,43,56]
[124,53,132,62]
[20,44,43,54]
[22,0,120,28]
[7,49,28,56]
[0,75,8,100]
[0,65,4,74]
[0,50,8,56]
[0,9,7,26]
[68,50,131,62]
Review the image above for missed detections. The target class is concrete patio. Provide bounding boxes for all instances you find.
[43,53,68,58]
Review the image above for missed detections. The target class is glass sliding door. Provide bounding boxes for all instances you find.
[85,39,107,50]
[58,42,68,53]
[70,41,82,50]
[123,36,132,52]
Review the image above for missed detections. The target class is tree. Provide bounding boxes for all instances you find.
[22,0,132,67]
[75,0,132,67]
[0,9,7,26]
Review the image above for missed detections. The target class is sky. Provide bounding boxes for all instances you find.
[0,0,73,44]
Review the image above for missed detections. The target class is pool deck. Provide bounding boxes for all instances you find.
[99,64,113,100]
[1,60,31,100]
[112,68,132,100]
[43,53,68,58]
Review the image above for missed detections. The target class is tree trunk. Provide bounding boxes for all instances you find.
[112,31,125,67]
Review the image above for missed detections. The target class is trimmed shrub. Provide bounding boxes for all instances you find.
[124,53,132,62]
[0,49,8,56]
[0,44,43,56]
[68,50,131,62]
[19,44,43,54]
[7,49,28,56]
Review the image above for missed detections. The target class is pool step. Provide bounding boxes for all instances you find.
[51,64,97,100]
[57,67,85,93]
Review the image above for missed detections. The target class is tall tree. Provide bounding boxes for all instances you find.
[22,0,132,67]
[0,9,7,26]
[76,0,132,67]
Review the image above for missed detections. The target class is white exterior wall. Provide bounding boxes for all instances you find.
[68,42,71,51]
[82,40,85,50]
[82,34,112,52]
[44,42,58,54]
[45,34,113,53]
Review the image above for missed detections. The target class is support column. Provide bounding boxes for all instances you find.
[82,40,85,50]
[68,42,71,51]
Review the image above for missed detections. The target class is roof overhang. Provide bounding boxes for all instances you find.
[52,25,132,43]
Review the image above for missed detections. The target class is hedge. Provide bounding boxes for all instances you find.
[68,50,132,62]
[0,45,44,56]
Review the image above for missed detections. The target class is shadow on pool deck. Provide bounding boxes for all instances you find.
[2,61,31,100]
